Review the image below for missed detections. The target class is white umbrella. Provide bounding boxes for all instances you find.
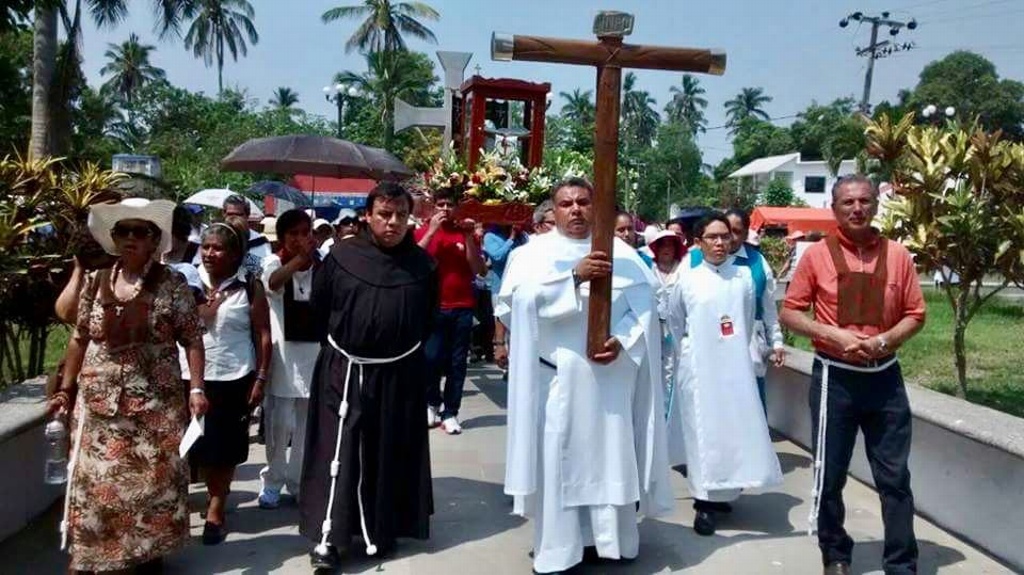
[182,188,264,219]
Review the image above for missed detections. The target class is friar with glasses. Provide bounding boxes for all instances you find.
[301,182,437,571]
[667,212,782,537]
[780,175,925,575]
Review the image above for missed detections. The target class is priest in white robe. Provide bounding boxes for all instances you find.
[667,213,782,537]
[495,178,674,574]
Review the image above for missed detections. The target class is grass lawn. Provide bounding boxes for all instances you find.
[791,289,1024,418]
[0,325,70,390]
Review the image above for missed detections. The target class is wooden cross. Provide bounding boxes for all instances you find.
[492,11,726,357]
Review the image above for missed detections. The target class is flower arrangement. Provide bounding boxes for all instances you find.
[420,144,562,206]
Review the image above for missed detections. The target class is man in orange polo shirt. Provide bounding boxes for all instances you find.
[780,175,926,575]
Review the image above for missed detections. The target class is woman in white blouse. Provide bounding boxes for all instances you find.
[186,217,272,545]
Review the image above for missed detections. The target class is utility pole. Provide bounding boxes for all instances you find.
[840,11,918,114]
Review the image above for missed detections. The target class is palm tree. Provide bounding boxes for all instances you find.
[621,72,659,149]
[270,87,300,110]
[558,88,595,125]
[322,0,439,54]
[665,74,708,135]
[725,87,773,132]
[100,33,165,107]
[30,0,196,159]
[183,0,259,94]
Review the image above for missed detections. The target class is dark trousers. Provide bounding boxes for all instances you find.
[425,308,474,419]
[471,289,495,362]
[810,357,918,574]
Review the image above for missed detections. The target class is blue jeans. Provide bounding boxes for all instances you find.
[425,308,474,419]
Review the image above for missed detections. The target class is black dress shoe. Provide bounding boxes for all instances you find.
[693,510,716,536]
[201,521,225,545]
[310,546,341,570]
[823,561,851,575]
[582,545,600,563]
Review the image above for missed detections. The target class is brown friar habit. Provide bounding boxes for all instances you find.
[300,229,437,555]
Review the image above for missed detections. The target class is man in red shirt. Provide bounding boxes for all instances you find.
[780,175,926,575]
[415,187,486,434]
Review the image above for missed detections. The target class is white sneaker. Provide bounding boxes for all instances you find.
[427,406,440,428]
[441,416,462,435]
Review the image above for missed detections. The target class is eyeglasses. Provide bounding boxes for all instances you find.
[112,223,156,239]
[700,233,732,244]
[540,219,556,227]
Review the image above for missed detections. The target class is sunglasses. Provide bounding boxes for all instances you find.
[337,217,358,226]
[112,223,156,239]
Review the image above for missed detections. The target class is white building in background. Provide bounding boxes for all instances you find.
[728,153,857,208]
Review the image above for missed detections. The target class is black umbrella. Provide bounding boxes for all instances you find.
[249,180,312,207]
[220,135,415,181]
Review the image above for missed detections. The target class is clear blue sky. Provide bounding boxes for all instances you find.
[78,0,1024,166]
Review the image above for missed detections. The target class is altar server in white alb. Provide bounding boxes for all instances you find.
[496,177,674,574]
[667,212,782,537]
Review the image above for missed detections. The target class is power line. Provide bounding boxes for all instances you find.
[920,7,1024,24]
[704,114,800,132]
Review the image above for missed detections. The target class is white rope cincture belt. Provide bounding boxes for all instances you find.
[314,335,421,558]
[808,352,899,536]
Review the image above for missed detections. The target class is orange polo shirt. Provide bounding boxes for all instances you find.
[783,229,926,358]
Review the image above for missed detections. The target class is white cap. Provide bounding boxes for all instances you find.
[312,218,333,231]
[642,224,663,246]
[333,208,358,225]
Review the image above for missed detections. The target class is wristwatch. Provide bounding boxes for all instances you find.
[877,335,889,353]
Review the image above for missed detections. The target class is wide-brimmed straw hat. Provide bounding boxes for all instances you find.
[88,198,175,257]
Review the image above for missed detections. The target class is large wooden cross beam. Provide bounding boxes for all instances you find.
[492,11,726,357]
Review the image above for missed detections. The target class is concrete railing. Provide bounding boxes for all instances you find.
[0,376,62,543]
[767,348,1024,571]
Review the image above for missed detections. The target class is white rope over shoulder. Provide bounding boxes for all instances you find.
[314,335,421,558]
[808,353,898,536]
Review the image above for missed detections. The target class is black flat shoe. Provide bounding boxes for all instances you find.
[201,521,226,545]
[310,546,341,571]
[693,510,716,536]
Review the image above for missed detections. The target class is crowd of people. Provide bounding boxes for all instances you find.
[45,173,925,575]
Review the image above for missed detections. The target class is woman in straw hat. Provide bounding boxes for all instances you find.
[48,198,207,574]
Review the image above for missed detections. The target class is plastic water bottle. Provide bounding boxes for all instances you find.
[44,416,69,485]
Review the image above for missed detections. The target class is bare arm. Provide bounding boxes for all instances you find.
[267,255,307,292]
[249,281,272,406]
[54,260,84,324]
[464,230,487,277]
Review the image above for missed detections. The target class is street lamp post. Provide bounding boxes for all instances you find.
[324,83,361,138]
[922,103,956,127]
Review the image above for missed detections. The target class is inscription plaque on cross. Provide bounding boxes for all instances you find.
[491,11,726,358]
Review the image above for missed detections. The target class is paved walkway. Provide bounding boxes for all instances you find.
[1,365,1014,574]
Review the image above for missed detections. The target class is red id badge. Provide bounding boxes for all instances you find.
[720,315,735,337]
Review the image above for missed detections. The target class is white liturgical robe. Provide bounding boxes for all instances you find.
[667,256,782,501]
[495,232,674,573]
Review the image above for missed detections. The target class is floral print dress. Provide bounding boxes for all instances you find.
[67,264,204,571]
